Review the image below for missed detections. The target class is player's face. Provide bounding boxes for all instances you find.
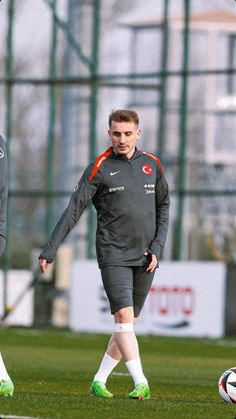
[108,120,141,159]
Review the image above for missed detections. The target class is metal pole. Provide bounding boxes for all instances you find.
[157,0,169,160]
[3,0,15,312]
[45,0,58,235]
[43,0,92,69]
[175,0,190,260]
[129,29,138,106]
[87,0,101,258]
[227,35,235,94]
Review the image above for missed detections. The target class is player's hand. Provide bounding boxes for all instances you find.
[38,258,51,273]
[144,252,158,272]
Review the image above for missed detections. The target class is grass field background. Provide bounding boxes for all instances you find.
[0,328,236,419]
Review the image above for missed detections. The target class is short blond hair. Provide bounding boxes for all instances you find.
[109,109,139,128]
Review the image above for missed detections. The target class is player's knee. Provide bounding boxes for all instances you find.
[114,306,134,323]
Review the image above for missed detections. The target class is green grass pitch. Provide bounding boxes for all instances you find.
[0,328,236,419]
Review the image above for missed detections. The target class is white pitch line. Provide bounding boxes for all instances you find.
[215,340,236,348]
[111,372,130,376]
[0,415,39,419]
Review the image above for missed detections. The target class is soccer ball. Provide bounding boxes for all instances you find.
[218,368,236,403]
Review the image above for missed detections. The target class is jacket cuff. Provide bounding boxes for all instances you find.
[38,251,54,263]
[147,243,162,259]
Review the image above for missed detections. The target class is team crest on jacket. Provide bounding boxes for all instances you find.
[142,164,153,175]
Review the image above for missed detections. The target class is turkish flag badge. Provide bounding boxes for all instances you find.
[142,164,153,175]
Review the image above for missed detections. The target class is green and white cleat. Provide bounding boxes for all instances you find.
[90,381,113,398]
[128,383,150,400]
[0,379,14,397]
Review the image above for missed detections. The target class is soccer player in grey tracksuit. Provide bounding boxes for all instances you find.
[39,109,170,400]
[0,135,14,397]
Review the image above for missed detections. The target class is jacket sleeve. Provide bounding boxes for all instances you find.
[39,163,102,262]
[0,136,8,242]
[147,168,170,259]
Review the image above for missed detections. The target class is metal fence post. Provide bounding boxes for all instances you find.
[175,0,190,260]
[87,0,101,259]
[45,0,58,236]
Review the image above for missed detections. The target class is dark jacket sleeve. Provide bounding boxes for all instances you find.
[147,168,170,259]
[39,163,102,262]
[0,135,8,243]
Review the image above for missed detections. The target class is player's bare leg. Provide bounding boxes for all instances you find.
[106,315,138,359]
[113,307,139,360]
[106,334,122,360]
[91,308,150,399]
[114,306,150,399]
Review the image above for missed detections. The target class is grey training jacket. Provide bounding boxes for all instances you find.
[0,135,8,241]
[39,147,170,268]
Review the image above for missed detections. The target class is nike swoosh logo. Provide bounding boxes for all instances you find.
[110,171,120,176]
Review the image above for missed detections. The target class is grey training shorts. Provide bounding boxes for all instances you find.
[100,265,155,317]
